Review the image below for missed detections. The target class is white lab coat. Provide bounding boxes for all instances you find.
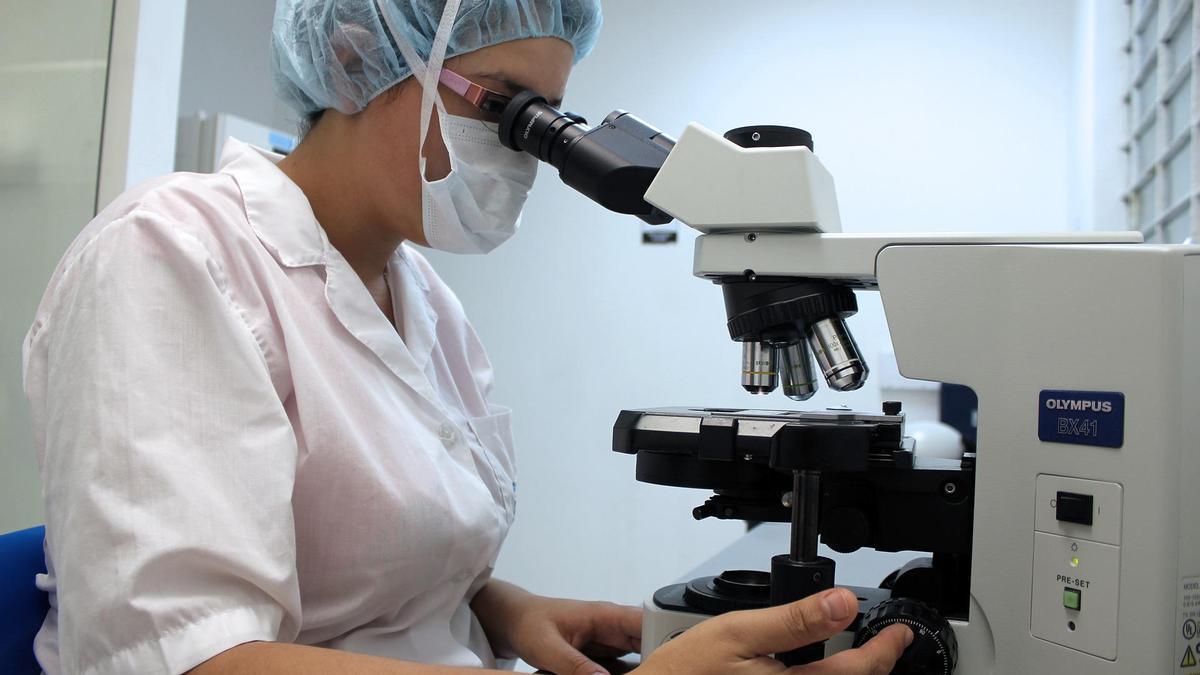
[22,140,517,675]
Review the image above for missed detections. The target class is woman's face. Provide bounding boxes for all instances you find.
[357,37,575,246]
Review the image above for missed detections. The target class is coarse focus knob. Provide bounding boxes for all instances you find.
[852,598,958,674]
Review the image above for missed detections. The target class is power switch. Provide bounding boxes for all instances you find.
[1055,491,1094,526]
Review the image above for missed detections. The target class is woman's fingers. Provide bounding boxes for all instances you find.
[580,643,635,660]
[589,602,644,653]
[792,624,913,675]
[713,588,861,658]
[530,634,611,675]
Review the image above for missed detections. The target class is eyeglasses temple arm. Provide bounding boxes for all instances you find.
[438,68,493,108]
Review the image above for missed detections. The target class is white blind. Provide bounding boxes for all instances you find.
[1125,0,1199,243]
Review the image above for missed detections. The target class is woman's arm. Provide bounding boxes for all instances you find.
[472,580,641,675]
[470,579,533,659]
[27,213,310,673]
[471,583,911,675]
[194,587,910,675]
[191,642,511,674]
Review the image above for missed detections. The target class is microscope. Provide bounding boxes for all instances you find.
[495,93,1200,673]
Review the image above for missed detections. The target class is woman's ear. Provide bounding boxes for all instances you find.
[327,22,376,114]
[387,79,453,182]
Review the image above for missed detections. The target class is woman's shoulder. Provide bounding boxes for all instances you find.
[29,172,269,339]
[86,170,252,254]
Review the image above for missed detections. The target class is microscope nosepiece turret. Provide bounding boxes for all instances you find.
[721,278,867,399]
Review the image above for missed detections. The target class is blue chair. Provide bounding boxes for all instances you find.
[0,526,49,674]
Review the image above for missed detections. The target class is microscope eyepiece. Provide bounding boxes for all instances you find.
[498,91,588,163]
[496,91,675,224]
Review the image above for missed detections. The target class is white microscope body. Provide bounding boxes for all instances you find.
[631,123,1200,673]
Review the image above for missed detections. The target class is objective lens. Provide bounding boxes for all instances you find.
[778,342,818,401]
[741,341,778,395]
[806,317,869,391]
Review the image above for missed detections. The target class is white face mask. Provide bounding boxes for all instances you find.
[422,115,539,254]
[379,0,538,255]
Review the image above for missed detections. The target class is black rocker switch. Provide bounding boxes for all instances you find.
[1056,491,1094,526]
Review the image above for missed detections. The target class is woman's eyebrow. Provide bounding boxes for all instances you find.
[474,72,563,107]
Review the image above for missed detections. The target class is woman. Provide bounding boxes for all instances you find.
[23,1,911,673]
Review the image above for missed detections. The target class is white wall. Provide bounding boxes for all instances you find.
[178,0,297,133]
[423,0,1082,605]
[1071,0,1131,234]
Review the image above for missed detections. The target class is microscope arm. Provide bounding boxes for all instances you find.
[693,231,1145,285]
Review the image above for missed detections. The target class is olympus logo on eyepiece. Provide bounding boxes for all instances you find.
[523,110,544,141]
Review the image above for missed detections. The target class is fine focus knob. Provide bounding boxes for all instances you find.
[852,598,958,674]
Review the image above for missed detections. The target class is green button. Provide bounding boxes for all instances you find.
[1063,587,1081,610]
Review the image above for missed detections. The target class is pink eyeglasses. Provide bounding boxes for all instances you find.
[438,68,512,117]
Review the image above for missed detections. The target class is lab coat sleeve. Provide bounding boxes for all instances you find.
[26,211,302,675]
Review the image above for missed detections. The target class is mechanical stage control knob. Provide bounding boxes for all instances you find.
[852,598,958,674]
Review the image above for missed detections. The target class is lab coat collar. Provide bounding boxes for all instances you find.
[218,138,432,294]
[219,138,327,269]
[323,246,440,385]
[220,138,439,392]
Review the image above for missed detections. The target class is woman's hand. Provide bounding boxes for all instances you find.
[472,580,641,675]
[635,587,913,675]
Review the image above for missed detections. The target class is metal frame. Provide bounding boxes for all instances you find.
[1123,0,1200,243]
[94,0,187,213]
[95,0,137,213]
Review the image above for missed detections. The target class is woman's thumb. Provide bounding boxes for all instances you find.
[712,587,857,657]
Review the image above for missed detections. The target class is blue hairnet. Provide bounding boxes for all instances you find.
[272,0,603,116]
